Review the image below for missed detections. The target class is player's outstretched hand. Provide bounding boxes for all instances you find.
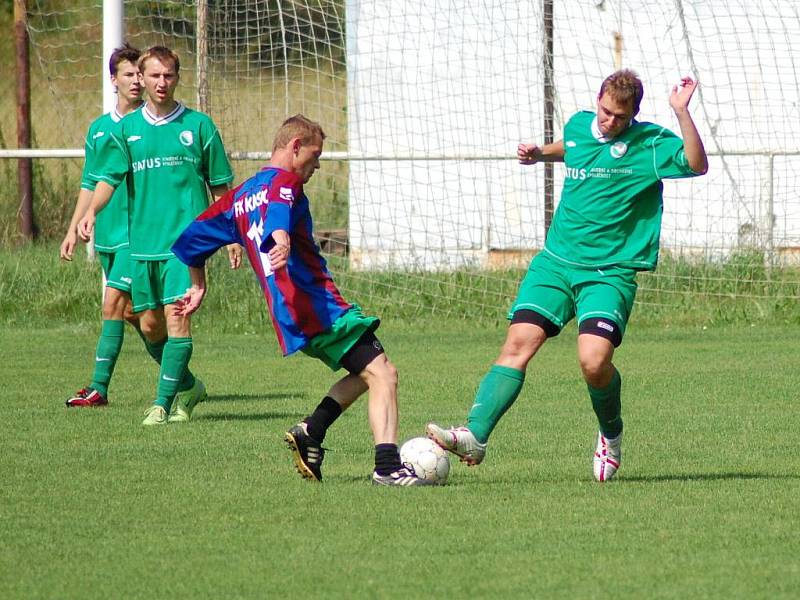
[175,285,206,316]
[60,231,79,261]
[77,212,96,242]
[670,76,698,113]
[517,143,542,165]
[226,243,243,269]
[268,242,290,271]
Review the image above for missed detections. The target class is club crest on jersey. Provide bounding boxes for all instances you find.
[610,141,628,158]
[179,131,194,146]
[279,186,295,206]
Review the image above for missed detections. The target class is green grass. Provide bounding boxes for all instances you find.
[1,315,799,598]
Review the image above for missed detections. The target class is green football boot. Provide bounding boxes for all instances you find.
[168,378,207,423]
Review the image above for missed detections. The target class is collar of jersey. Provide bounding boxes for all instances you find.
[590,115,636,144]
[143,101,185,126]
[110,103,143,123]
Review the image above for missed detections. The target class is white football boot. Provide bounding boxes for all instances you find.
[593,431,622,482]
[425,423,487,465]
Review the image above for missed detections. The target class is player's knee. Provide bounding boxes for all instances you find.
[102,289,129,320]
[138,311,166,340]
[577,344,614,386]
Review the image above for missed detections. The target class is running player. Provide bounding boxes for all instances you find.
[426,70,708,482]
[78,46,238,425]
[171,115,428,486]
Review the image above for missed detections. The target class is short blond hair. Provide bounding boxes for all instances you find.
[272,114,326,153]
[599,69,643,114]
[138,46,180,74]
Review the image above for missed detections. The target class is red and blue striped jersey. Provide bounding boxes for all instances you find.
[172,167,351,355]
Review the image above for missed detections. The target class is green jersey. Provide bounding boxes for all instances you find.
[93,102,234,261]
[544,110,700,271]
[81,109,135,252]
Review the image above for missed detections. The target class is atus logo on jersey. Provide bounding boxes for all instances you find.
[179,131,194,146]
[93,131,105,140]
[127,135,142,143]
[610,141,628,158]
[279,186,295,206]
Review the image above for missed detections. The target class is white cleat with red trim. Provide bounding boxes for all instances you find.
[593,431,622,482]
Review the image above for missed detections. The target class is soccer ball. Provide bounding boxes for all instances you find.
[400,436,450,485]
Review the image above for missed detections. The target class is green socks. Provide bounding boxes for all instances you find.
[138,332,195,393]
[154,337,193,411]
[466,365,525,443]
[90,319,125,397]
[588,369,623,439]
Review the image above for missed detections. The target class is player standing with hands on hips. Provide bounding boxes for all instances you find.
[171,115,429,486]
[427,70,708,481]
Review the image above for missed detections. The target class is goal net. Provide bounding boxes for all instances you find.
[18,0,800,321]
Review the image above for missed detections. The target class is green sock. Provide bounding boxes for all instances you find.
[588,369,623,439]
[466,365,525,443]
[139,332,195,393]
[90,320,125,397]
[155,337,193,411]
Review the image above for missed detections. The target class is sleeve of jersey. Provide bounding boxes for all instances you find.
[79,133,97,192]
[172,191,241,267]
[89,131,129,188]
[202,120,234,187]
[259,172,302,253]
[650,127,699,179]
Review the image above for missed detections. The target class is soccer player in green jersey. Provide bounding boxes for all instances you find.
[427,70,708,482]
[78,46,239,425]
[60,43,171,408]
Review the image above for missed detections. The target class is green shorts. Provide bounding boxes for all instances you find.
[98,247,133,294]
[509,251,638,338]
[130,256,192,312]
[301,304,381,371]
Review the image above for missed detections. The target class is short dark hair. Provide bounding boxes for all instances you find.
[138,46,181,75]
[599,69,644,115]
[109,43,141,77]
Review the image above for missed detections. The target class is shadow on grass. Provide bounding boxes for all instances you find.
[208,392,305,402]
[198,411,306,422]
[622,472,799,483]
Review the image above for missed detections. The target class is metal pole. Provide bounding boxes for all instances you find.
[196,0,209,113]
[15,0,34,242]
[102,0,124,113]
[543,0,554,235]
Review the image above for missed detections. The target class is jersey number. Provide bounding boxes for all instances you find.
[246,218,273,277]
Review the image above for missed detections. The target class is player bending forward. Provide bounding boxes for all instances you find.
[172,115,429,486]
[427,69,708,482]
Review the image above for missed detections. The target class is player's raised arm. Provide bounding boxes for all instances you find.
[669,77,708,175]
[517,140,565,165]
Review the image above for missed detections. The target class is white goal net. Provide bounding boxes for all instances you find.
[16,0,800,319]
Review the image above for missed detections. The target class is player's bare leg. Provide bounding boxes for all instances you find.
[358,354,428,485]
[578,334,623,481]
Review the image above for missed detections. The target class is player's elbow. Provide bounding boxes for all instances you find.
[692,159,709,176]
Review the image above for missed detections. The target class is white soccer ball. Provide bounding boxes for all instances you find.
[400,436,450,485]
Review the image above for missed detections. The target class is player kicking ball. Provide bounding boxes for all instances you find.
[427,69,708,482]
[171,115,429,486]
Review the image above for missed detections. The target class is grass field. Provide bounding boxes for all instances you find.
[2,290,799,597]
